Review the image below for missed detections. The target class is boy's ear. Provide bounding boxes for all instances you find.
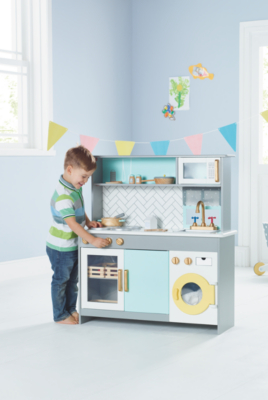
[66,165,73,175]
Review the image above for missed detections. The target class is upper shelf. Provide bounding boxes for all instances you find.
[94,183,221,187]
[92,156,225,187]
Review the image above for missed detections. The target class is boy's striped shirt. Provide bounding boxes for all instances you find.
[46,175,86,252]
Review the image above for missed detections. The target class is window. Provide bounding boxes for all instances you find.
[0,1,28,148]
[0,0,53,155]
[260,46,268,164]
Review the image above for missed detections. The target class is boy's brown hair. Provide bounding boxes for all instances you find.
[64,145,97,172]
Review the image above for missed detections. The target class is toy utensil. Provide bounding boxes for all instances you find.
[113,213,125,219]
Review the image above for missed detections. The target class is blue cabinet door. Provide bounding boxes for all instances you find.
[124,250,169,314]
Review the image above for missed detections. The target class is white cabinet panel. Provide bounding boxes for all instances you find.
[169,251,218,325]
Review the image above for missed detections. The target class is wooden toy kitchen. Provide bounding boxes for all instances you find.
[78,155,236,334]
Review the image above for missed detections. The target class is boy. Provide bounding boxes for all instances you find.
[46,145,109,325]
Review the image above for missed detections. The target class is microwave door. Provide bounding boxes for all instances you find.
[179,158,220,184]
[183,162,207,180]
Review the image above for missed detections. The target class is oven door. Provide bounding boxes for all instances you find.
[81,248,124,311]
[178,158,220,184]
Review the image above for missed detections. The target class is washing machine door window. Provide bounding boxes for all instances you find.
[181,282,203,306]
[172,273,215,315]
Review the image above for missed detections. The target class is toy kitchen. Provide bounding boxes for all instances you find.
[78,155,236,334]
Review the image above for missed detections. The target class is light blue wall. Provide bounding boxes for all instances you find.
[0,0,132,262]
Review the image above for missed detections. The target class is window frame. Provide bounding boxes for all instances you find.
[238,20,268,267]
[0,0,55,156]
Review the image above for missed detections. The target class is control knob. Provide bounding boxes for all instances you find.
[184,257,192,265]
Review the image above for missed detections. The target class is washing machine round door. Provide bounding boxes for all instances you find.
[172,273,215,315]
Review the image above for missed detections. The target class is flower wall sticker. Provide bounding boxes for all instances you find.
[189,63,214,80]
[162,103,176,121]
[169,77,190,110]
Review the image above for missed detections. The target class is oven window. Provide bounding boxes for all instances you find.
[183,163,207,179]
[87,255,118,304]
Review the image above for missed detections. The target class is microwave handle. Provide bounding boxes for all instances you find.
[215,160,219,182]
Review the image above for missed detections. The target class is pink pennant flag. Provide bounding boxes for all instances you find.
[80,135,99,153]
[184,133,203,155]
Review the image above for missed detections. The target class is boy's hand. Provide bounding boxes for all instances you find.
[87,220,102,228]
[91,237,110,248]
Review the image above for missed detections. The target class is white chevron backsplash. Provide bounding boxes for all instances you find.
[103,186,183,230]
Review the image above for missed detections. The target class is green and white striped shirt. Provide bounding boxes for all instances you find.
[46,175,86,252]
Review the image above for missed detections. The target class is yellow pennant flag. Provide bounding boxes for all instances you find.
[115,141,135,155]
[47,121,68,150]
[261,110,268,123]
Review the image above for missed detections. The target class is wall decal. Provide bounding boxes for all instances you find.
[169,76,190,110]
[162,103,175,120]
[189,63,214,80]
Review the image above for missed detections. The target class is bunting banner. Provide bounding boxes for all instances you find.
[115,141,135,155]
[184,133,203,155]
[261,110,268,123]
[150,140,170,155]
[218,123,237,152]
[48,110,268,154]
[47,121,68,151]
[80,135,99,152]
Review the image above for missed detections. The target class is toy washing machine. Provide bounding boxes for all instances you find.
[169,251,218,325]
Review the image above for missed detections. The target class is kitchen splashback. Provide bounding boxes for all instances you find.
[103,186,183,230]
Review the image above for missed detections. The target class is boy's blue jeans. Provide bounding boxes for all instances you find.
[46,246,78,322]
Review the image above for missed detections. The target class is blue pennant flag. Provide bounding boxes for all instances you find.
[150,140,170,155]
[218,123,237,151]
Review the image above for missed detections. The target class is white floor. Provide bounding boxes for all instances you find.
[0,266,268,400]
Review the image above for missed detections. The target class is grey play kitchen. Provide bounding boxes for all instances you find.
[78,155,236,334]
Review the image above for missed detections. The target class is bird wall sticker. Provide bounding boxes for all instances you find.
[189,63,214,80]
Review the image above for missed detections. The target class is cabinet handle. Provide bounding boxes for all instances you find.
[118,269,122,292]
[215,160,219,182]
[124,270,128,292]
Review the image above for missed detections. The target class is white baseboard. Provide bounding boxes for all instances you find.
[235,246,250,267]
[0,256,51,282]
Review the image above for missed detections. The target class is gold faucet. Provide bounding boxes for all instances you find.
[190,200,218,231]
[196,200,206,227]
